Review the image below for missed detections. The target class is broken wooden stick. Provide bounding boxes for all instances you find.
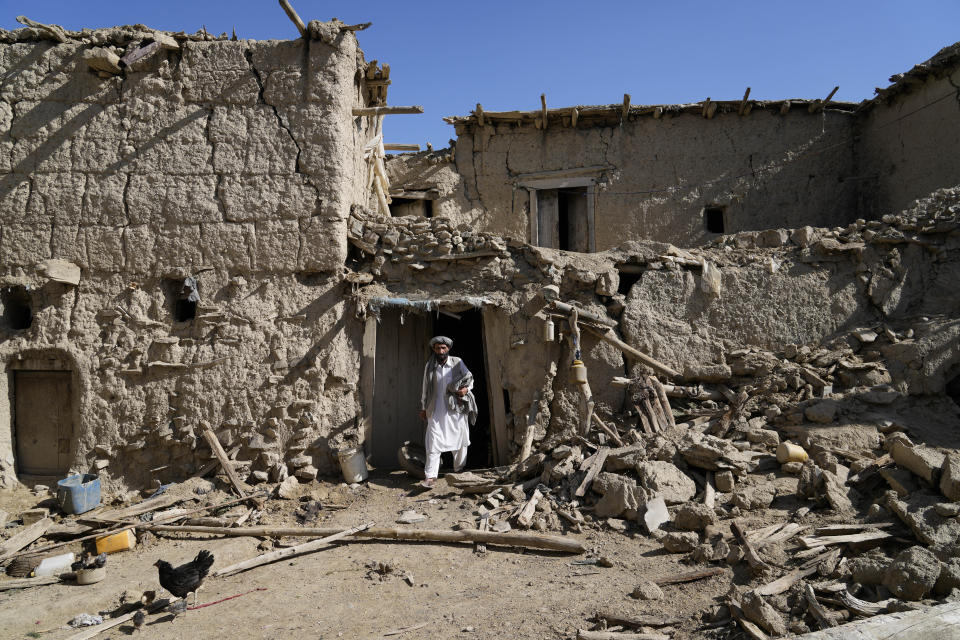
[595,611,681,629]
[352,106,424,116]
[0,575,61,591]
[144,524,587,554]
[516,488,542,528]
[653,567,725,586]
[574,447,610,498]
[755,566,818,596]
[732,520,771,573]
[804,583,839,629]
[212,523,373,577]
[277,0,306,37]
[202,428,248,497]
[591,413,624,447]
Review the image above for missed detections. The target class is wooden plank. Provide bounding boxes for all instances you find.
[653,567,725,586]
[353,106,424,116]
[756,566,818,596]
[516,489,542,528]
[595,611,682,628]
[383,144,420,152]
[805,583,839,629]
[120,40,161,68]
[89,494,181,522]
[212,523,373,577]
[732,520,771,573]
[0,518,54,561]
[789,601,960,639]
[202,429,247,497]
[574,447,609,498]
[800,531,892,548]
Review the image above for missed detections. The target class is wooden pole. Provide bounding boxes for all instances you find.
[591,413,624,447]
[738,87,752,116]
[548,300,617,328]
[540,93,548,130]
[212,523,373,577]
[143,524,586,554]
[383,144,420,152]
[202,429,247,497]
[621,93,631,121]
[649,377,676,429]
[353,106,424,116]
[574,447,609,498]
[475,103,484,127]
[582,325,680,380]
[571,106,579,127]
[277,0,307,38]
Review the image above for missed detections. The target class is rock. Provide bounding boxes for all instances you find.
[796,461,823,499]
[883,546,942,600]
[631,579,664,600]
[491,521,511,533]
[740,590,787,636]
[288,455,313,469]
[852,329,879,344]
[606,518,627,532]
[592,473,647,518]
[83,47,121,74]
[271,462,289,483]
[791,226,817,247]
[891,442,945,484]
[935,558,960,595]
[295,465,318,481]
[757,228,789,248]
[849,553,889,584]
[746,429,780,448]
[821,470,854,514]
[397,510,427,524]
[940,453,960,501]
[887,492,960,549]
[642,496,670,533]
[732,484,776,511]
[804,400,838,424]
[712,538,730,561]
[595,270,619,296]
[690,543,714,563]
[276,475,299,499]
[673,503,716,531]
[781,461,804,474]
[635,461,696,505]
[881,467,919,497]
[715,471,735,492]
[662,532,699,553]
[250,470,269,484]
[680,432,753,474]
[935,503,960,517]
[683,363,732,383]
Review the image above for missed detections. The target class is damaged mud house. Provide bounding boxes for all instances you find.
[2,3,960,638]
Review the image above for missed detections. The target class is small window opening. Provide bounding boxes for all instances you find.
[946,372,960,408]
[2,286,33,330]
[558,187,589,252]
[616,266,643,296]
[502,388,511,417]
[389,197,428,217]
[164,278,198,323]
[704,206,726,233]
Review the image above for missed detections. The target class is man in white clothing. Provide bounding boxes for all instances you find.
[418,336,476,488]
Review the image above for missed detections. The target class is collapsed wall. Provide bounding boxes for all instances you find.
[0,22,373,488]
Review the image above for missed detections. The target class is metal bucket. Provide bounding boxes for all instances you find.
[338,447,368,483]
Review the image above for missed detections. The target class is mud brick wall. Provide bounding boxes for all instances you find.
[444,110,857,249]
[0,29,371,489]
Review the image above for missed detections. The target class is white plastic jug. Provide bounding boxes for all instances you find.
[338,448,368,483]
[34,552,75,577]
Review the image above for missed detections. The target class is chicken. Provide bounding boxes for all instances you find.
[153,550,214,606]
[132,609,145,632]
[166,599,188,618]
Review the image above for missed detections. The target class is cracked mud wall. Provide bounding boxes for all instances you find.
[857,68,960,219]
[447,111,857,248]
[0,29,371,489]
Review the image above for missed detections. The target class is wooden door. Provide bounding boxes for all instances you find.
[14,371,72,475]
[371,310,432,467]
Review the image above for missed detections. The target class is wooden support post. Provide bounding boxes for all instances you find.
[738,87,752,116]
[567,307,594,435]
[352,106,424,116]
[571,106,579,127]
[277,0,307,38]
[540,93,548,130]
[649,377,676,429]
[621,93,631,121]
[202,428,247,497]
[809,86,840,113]
[475,103,484,127]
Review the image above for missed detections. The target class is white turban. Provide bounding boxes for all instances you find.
[429,336,453,347]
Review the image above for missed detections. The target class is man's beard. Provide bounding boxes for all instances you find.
[435,353,448,365]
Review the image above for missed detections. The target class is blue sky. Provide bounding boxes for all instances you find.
[2,1,959,149]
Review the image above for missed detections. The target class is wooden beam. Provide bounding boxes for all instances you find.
[574,447,610,497]
[277,0,307,38]
[388,189,439,200]
[119,41,161,68]
[340,22,372,32]
[0,518,53,562]
[540,93,548,130]
[582,325,680,380]
[571,106,579,127]
[202,428,247,497]
[738,87,752,115]
[144,524,587,554]
[475,103,484,127]
[621,93,631,121]
[353,106,424,116]
[780,100,791,115]
[383,143,420,151]
[809,86,840,113]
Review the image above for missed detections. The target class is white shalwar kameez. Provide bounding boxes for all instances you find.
[423,359,470,479]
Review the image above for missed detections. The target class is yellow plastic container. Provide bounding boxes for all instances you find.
[95,529,136,554]
[776,442,809,464]
[570,360,587,384]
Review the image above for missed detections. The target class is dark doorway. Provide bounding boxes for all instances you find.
[558,187,589,252]
[14,370,73,475]
[434,308,490,469]
[704,205,726,233]
[370,306,491,471]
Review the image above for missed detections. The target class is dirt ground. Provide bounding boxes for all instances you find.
[0,469,758,640]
